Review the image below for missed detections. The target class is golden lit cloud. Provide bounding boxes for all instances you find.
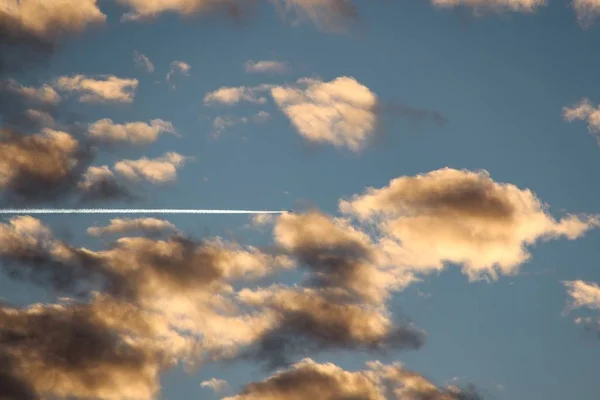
[340,168,599,281]
[54,75,139,103]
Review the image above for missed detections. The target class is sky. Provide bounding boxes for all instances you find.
[1,0,600,399]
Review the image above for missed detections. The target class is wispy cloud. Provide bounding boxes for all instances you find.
[166,61,191,88]
[204,85,270,105]
[244,60,288,74]
[200,378,229,393]
[115,0,360,31]
[430,0,546,13]
[134,51,155,73]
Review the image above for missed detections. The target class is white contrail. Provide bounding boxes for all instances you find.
[0,209,287,215]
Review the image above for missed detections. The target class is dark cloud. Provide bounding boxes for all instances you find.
[0,298,168,400]
[0,128,138,205]
[239,287,425,368]
[0,1,105,76]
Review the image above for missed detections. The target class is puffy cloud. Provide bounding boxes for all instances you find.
[88,218,178,237]
[88,118,177,145]
[114,152,189,184]
[0,128,140,205]
[224,358,481,400]
[200,378,229,392]
[273,211,412,305]
[270,76,379,152]
[238,285,425,367]
[244,60,288,74]
[204,85,269,105]
[0,217,295,365]
[77,165,137,204]
[0,128,85,204]
[0,216,109,292]
[0,0,106,73]
[430,0,546,13]
[134,50,155,73]
[0,80,62,132]
[54,75,139,103]
[0,0,106,39]
[1,79,60,105]
[79,235,295,361]
[340,168,599,281]
[0,295,179,400]
[562,98,600,143]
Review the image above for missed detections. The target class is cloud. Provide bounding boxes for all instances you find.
[270,76,379,152]
[339,168,599,282]
[273,211,412,305]
[254,110,271,122]
[564,280,600,312]
[166,60,191,88]
[88,218,178,237]
[0,0,106,74]
[0,79,64,132]
[0,216,110,292]
[88,118,177,145]
[563,98,600,144]
[204,85,269,105]
[238,285,425,367]
[244,60,288,74]
[563,280,600,337]
[223,358,482,400]
[271,0,360,32]
[21,109,56,129]
[211,115,247,137]
[0,128,89,204]
[0,295,179,400]
[114,152,190,184]
[1,79,60,105]
[0,218,295,363]
[200,378,229,392]
[77,165,138,204]
[134,50,155,73]
[115,0,250,21]
[0,128,140,205]
[430,0,546,13]
[573,0,600,27]
[251,214,275,227]
[115,0,359,31]
[54,75,139,103]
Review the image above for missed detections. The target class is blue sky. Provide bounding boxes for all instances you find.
[2,1,600,400]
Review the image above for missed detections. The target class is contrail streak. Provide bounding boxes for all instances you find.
[0,209,287,215]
